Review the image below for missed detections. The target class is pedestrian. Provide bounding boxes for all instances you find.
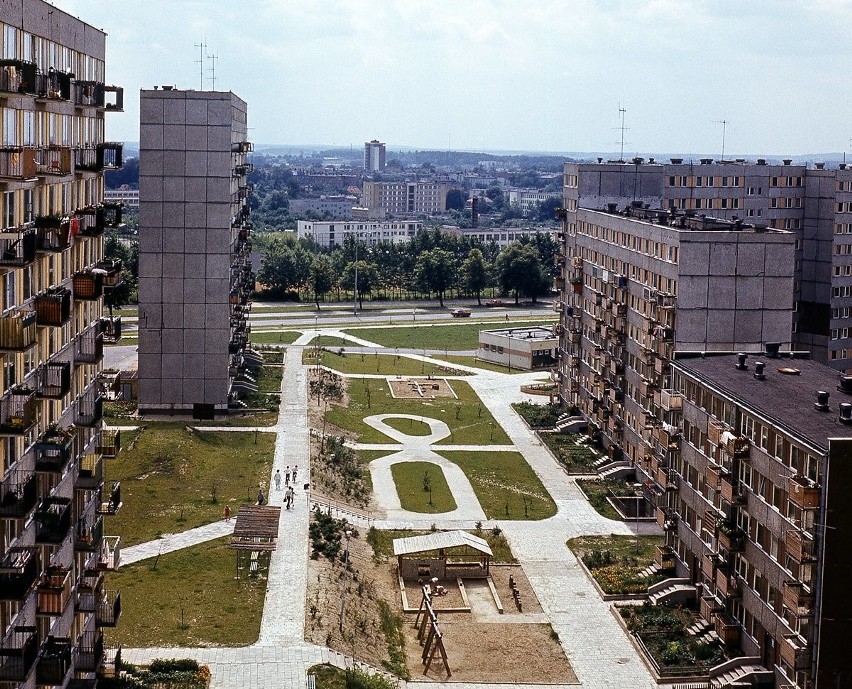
[287,485,295,509]
[285,466,291,485]
[223,504,231,521]
[292,465,298,482]
[274,470,282,491]
[257,487,265,506]
[284,488,292,510]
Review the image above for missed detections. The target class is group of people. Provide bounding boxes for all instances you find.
[250,465,301,511]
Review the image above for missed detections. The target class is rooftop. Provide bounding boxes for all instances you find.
[481,326,556,341]
[392,529,492,557]
[584,205,788,234]
[673,353,852,452]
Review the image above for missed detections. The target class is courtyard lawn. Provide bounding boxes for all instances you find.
[541,433,602,473]
[303,349,468,376]
[567,535,666,595]
[576,479,637,521]
[108,424,275,547]
[106,536,265,648]
[381,417,432,436]
[437,450,556,520]
[390,461,457,513]
[249,330,303,344]
[367,528,516,564]
[306,335,351,347]
[325,378,511,445]
[342,319,555,351]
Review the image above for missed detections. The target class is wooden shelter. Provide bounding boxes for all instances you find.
[393,530,492,581]
[228,505,281,578]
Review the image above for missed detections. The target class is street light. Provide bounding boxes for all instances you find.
[339,529,353,632]
[353,236,359,317]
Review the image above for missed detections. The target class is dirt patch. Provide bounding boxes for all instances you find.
[388,377,457,400]
[490,564,543,614]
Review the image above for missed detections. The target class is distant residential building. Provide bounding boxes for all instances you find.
[363,180,449,216]
[364,139,386,171]
[296,219,422,248]
[289,195,357,219]
[105,186,139,208]
[441,225,558,248]
[508,188,562,216]
[478,326,557,370]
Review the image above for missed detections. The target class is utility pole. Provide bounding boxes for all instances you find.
[716,119,729,160]
[618,106,627,162]
[193,40,206,90]
[207,52,218,91]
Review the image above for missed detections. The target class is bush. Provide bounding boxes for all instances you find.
[511,401,563,428]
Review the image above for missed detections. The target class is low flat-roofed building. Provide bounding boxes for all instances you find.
[296,219,421,247]
[105,186,139,208]
[478,325,557,370]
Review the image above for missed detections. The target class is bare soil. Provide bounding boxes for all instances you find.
[388,377,457,399]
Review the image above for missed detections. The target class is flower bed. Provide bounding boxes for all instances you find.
[511,401,563,428]
[540,434,600,473]
[568,535,665,596]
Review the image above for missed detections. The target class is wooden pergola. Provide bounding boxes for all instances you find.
[393,530,493,581]
[228,505,281,578]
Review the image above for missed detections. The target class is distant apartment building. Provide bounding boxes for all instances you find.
[296,219,421,248]
[138,88,254,417]
[288,195,357,219]
[507,187,561,216]
[364,139,386,172]
[362,180,449,216]
[442,225,558,248]
[0,2,125,686]
[104,186,139,208]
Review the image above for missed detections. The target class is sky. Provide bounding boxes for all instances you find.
[49,0,852,156]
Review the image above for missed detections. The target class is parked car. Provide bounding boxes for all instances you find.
[450,308,472,317]
[485,298,504,307]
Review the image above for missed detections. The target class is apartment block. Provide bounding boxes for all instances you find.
[296,219,422,248]
[137,89,253,416]
[0,2,125,686]
[362,180,448,216]
[363,139,385,172]
[506,187,561,216]
[651,352,852,687]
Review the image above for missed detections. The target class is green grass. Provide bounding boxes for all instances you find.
[306,335,351,347]
[325,377,510,445]
[106,536,266,647]
[437,450,556,520]
[576,479,639,521]
[249,330,303,344]
[390,461,457,513]
[381,417,432,436]
[567,535,665,594]
[108,424,275,546]
[541,434,602,473]
[434,354,528,374]
[303,349,468,376]
[342,319,555,351]
[367,527,516,563]
[308,664,397,689]
[256,362,283,393]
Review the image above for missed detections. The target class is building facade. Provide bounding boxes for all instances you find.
[0,2,125,686]
[507,187,561,216]
[103,187,138,209]
[288,195,356,220]
[362,180,448,216]
[296,219,421,248]
[478,326,557,370]
[363,139,385,172]
[137,89,253,416]
[655,352,852,688]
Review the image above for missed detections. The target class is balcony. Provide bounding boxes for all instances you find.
[98,481,121,515]
[232,140,253,153]
[35,360,72,399]
[76,570,104,613]
[724,435,751,459]
[782,580,814,616]
[0,146,38,179]
[96,258,123,289]
[35,428,75,472]
[74,145,100,171]
[102,201,123,228]
[713,613,741,646]
[36,566,72,616]
[96,590,121,627]
[780,634,811,671]
[717,523,745,553]
[73,270,104,300]
[74,389,104,427]
[34,216,71,252]
[98,142,123,169]
[33,145,72,176]
[97,535,121,571]
[35,69,72,101]
[0,469,37,518]
[699,593,723,621]
[0,547,38,600]
[76,204,105,236]
[0,385,37,435]
[786,529,816,563]
[654,544,676,572]
[75,514,103,552]
[35,287,72,326]
[76,329,104,365]
[36,636,72,686]
[0,59,37,95]
[715,567,740,598]
[705,462,721,490]
[75,630,104,673]
[77,453,104,489]
[104,85,124,111]
[101,644,122,679]
[0,225,36,266]
[0,626,38,683]
[98,429,121,458]
[34,496,72,543]
[0,310,36,351]
[788,475,820,510]
[659,389,682,411]
[73,80,106,108]
[100,314,122,344]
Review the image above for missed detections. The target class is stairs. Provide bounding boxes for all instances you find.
[648,577,697,605]
[598,461,633,480]
[555,414,587,434]
[709,657,774,688]
[637,563,660,580]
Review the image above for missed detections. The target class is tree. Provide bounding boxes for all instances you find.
[415,248,458,307]
[445,189,467,211]
[461,248,490,305]
[258,240,311,296]
[341,260,379,309]
[495,242,549,304]
[309,255,336,309]
[537,197,562,222]
[103,231,137,308]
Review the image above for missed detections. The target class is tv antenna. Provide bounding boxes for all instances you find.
[207,51,218,91]
[615,106,628,161]
[715,119,729,160]
[193,40,206,90]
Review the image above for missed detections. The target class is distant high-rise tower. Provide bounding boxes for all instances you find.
[138,89,253,417]
[364,139,386,172]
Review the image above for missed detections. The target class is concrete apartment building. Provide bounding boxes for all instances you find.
[137,89,254,417]
[0,2,125,686]
[288,195,357,220]
[507,187,561,216]
[103,187,138,209]
[649,352,852,687]
[363,139,385,172]
[296,219,421,248]
[362,180,449,216]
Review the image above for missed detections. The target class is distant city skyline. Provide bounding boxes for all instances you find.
[51,0,852,156]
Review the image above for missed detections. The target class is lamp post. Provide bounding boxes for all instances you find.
[339,529,353,632]
[353,236,358,317]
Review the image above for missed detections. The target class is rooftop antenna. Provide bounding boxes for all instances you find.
[193,40,206,90]
[207,51,218,91]
[715,119,729,159]
[616,105,628,161]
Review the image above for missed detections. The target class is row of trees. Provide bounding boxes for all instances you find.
[256,229,558,309]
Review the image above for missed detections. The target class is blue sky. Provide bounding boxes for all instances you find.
[51,0,852,155]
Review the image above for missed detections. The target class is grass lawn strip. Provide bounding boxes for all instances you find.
[325,377,511,446]
[390,461,457,513]
[367,527,516,563]
[306,335,351,347]
[108,424,275,547]
[304,349,469,376]
[576,478,640,521]
[381,417,432,436]
[437,450,556,520]
[541,433,602,472]
[248,330,303,344]
[106,536,265,647]
[567,535,665,595]
[433,354,528,374]
[342,319,555,350]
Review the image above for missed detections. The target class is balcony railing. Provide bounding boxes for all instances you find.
[96,590,121,627]
[0,469,37,518]
[782,580,814,616]
[74,145,100,172]
[0,626,39,682]
[780,634,811,671]
[36,566,72,616]
[0,225,36,266]
[97,428,121,458]
[98,142,123,170]
[73,80,106,108]
[96,258,123,288]
[75,569,104,613]
[101,644,122,679]
[75,630,104,673]
[76,205,105,236]
[34,145,72,176]
[74,389,104,427]
[34,216,71,252]
[232,141,253,153]
[100,315,122,344]
[34,496,72,543]
[788,475,820,510]
[35,636,72,686]
[785,529,816,563]
[102,201,123,228]
[35,428,75,472]
[0,310,36,351]
[105,85,124,111]
[76,329,104,365]
[0,59,37,95]
[75,514,103,552]
[73,270,104,300]
[97,535,121,571]
[0,547,38,600]
[35,69,72,101]
[77,453,104,490]
[0,146,38,179]
[35,360,72,399]
[35,287,72,326]
[97,481,121,515]
[0,385,37,435]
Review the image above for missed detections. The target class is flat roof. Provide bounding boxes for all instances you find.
[393,530,493,557]
[481,326,556,341]
[673,354,852,452]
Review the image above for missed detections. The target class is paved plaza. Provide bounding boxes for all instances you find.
[120,327,661,688]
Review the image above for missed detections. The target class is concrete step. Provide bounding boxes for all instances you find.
[598,461,633,480]
[711,661,774,688]
[637,564,660,580]
[648,582,697,606]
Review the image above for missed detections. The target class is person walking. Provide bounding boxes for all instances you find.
[286,484,295,509]
[257,487,265,506]
[273,469,282,491]
[223,504,231,521]
[285,466,291,485]
[292,465,298,483]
